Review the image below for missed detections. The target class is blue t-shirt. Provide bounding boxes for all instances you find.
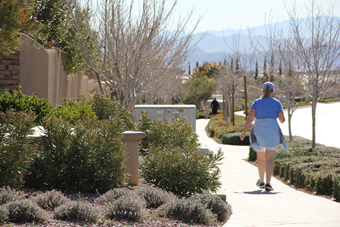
[250,97,283,119]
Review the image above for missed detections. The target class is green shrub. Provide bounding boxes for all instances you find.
[104,194,145,222]
[189,192,231,222]
[95,188,135,205]
[136,112,199,155]
[0,87,52,123]
[24,116,74,190]
[248,147,257,161]
[0,110,38,188]
[314,171,334,195]
[222,132,249,145]
[54,201,99,223]
[159,199,217,225]
[0,206,9,223]
[0,187,23,205]
[142,145,223,197]
[207,114,247,141]
[333,174,340,201]
[6,199,48,223]
[274,153,340,198]
[89,92,135,131]
[51,98,96,124]
[137,186,176,208]
[25,116,127,193]
[34,190,70,211]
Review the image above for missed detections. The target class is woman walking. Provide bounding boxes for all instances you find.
[240,82,286,191]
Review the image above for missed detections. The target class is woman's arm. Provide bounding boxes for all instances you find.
[278,112,285,123]
[240,109,255,141]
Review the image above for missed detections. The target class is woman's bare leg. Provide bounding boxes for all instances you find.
[257,152,266,182]
[265,150,276,183]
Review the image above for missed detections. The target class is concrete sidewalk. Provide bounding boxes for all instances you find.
[196,119,340,227]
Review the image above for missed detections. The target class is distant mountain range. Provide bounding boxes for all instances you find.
[185,17,340,71]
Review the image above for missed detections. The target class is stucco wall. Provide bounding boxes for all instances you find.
[18,33,98,106]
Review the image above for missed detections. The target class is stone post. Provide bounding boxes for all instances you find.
[121,131,146,185]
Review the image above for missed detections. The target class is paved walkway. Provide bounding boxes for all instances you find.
[196,119,340,227]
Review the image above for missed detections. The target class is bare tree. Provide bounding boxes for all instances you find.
[275,42,306,142]
[69,0,201,111]
[286,0,340,148]
[258,16,308,142]
[249,1,340,145]
[220,32,256,124]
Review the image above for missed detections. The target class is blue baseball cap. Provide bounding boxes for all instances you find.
[263,82,274,90]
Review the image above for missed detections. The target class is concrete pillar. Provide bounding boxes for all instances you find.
[121,131,146,185]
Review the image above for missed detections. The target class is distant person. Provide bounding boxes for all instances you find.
[240,82,286,192]
[204,106,209,119]
[210,98,219,115]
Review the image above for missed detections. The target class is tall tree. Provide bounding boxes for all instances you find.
[33,0,91,74]
[182,62,224,109]
[0,0,42,55]
[253,0,340,145]
[270,53,274,82]
[222,31,256,124]
[70,0,201,111]
[263,57,268,81]
[180,77,216,109]
[0,0,23,55]
[255,61,258,80]
[286,0,340,148]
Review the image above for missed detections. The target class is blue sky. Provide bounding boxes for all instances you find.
[174,0,340,32]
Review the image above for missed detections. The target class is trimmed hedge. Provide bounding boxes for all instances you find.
[245,135,340,200]
[268,136,340,201]
[221,132,250,145]
[248,147,257,162]
[274,156,340,196]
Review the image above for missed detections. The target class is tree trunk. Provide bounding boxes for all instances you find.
[288,112,293,142]
[311,87,318,149]
[244,76,248,118]
[231,81,235,126]
[286,89,293,141]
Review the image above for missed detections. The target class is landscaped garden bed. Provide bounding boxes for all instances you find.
[0,89,232,226]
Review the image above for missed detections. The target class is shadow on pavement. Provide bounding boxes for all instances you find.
[234,190,280,195]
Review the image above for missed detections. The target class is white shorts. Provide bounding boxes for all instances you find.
[257,145,278,152]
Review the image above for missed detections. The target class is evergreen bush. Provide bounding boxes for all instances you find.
[0,87,52,123]
[89,92,135,131]
[136,112,199,155]
[51,98,96,124]
[25,115,127,193]
[0,110,37,188]
[273,141,340,200]
[248,147,257,161]
[142,145,223,197]
[222,132,250,145]
[333,174,340,201]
